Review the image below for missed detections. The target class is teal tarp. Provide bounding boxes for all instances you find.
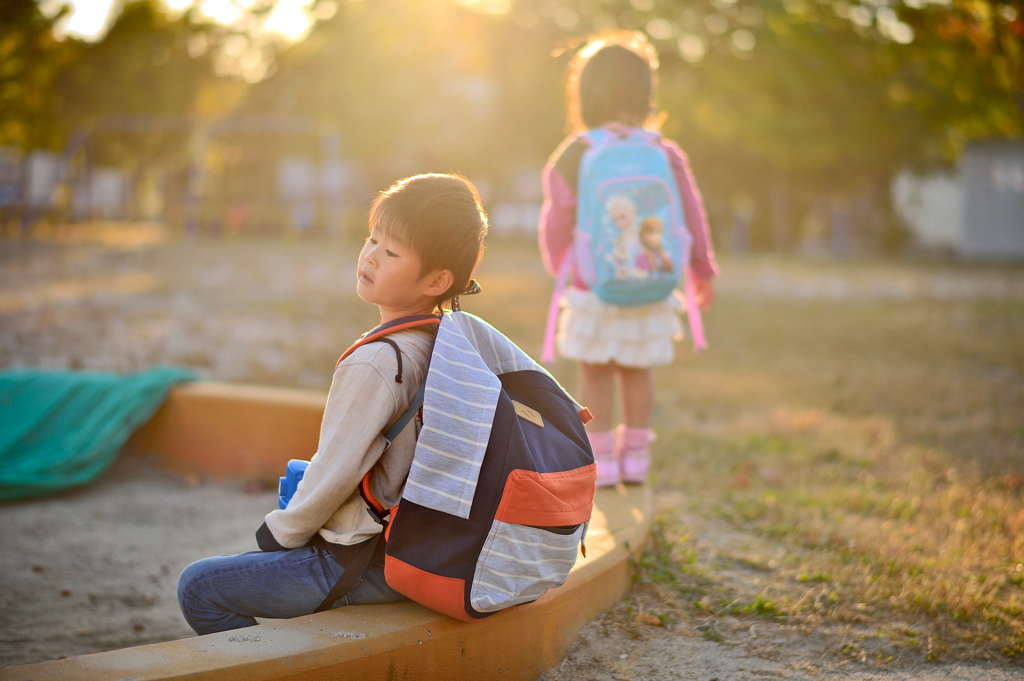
[0,367,196,502]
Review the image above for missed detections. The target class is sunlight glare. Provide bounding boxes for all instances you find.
[265,0,314,40]
[579,40,605,59]
[456,0,512,15]
[56,0,116,41]
[201,0,243,25]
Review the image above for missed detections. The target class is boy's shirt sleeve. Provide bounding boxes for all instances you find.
[660,138,719,282]
[259,352,399,550]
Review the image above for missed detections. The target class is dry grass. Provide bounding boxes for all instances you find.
[616,290,1023,664]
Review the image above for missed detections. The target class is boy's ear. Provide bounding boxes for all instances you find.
[422,269,454,298]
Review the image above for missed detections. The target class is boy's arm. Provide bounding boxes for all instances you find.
[257,354,400,550]
[661,139,719,283]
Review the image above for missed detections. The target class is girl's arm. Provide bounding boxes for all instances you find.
[661,139,719,282]
[538,161,578,277]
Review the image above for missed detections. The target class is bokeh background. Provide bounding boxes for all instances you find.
[2,0,1022,253]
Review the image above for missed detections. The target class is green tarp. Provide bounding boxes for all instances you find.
[0,367,196,502]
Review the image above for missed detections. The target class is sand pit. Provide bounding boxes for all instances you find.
[0,453,276,666]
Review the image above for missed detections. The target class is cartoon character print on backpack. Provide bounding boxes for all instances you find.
[636,217,673,276]
[573,126,693,307]
[599,185,675,283]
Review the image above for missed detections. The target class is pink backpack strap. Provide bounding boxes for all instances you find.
[542,251,574,364]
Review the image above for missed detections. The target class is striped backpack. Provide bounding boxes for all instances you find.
[313,310,597,621]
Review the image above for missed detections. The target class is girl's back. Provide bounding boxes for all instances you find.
[537,31,718,488]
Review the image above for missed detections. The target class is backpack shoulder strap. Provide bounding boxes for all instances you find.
[335,313,442,369]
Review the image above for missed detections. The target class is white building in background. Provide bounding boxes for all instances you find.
[961,139,1024,258]
[893,138,1024,259]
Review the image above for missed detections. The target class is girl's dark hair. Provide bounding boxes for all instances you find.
[566,32,660,132]
[369,174,488,307]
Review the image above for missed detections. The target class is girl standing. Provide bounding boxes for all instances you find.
[538,32,718,487]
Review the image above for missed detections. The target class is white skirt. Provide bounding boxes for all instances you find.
[556,288,684,368]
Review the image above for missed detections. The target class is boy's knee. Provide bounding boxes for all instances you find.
[177,558,207,609]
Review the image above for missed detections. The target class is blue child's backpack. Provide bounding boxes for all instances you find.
[573,125,692,306]
[541,125,705,363]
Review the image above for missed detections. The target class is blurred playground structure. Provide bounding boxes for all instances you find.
[1,0,1021,255]
[0,115,355,238]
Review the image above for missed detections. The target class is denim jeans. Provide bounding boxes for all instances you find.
[177,546,407,635]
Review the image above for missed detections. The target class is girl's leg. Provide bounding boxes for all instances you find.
[617,366,652,428]
[579,362,619,486]
[578,362,616,431]
[616,366,654,483]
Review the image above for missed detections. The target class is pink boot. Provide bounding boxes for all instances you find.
[617,426,652,484]
[588,430,620,487]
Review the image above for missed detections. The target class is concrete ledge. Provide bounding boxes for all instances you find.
[3,383,652,681]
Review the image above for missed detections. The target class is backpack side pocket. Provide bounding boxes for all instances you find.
[468,465,596,613]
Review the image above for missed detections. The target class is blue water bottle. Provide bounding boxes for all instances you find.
[278,459,310,509]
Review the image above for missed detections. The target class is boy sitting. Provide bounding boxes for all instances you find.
[177,174,488,635]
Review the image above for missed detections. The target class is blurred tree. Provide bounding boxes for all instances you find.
[8,0,1018,247]
[504,0,1021,177]
[488,0,1022,248]
[240,0,569,186]
[53,2,223,140]
[0,0,78,150]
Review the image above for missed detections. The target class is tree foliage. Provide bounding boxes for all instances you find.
[0,0,78,150]
[4,0,1019,244]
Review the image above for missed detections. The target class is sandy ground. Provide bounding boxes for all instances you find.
[2,230,1022,677]
[0,454,275,666]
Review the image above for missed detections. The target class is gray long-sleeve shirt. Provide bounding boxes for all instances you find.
[260,327,434,549]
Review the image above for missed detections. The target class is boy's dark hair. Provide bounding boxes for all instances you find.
[566,32,660,132]
[369,174,488,306]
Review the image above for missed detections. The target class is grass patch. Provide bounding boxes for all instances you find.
[626,267,1024,661]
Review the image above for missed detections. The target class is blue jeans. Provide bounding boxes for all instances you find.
[177,546,407,635]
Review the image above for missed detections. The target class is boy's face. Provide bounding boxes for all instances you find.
[357,227,451,321]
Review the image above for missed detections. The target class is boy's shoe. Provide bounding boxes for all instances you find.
[617,426,652,484]
[588,430,620,487]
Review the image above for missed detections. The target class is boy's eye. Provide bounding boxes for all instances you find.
[368,237,378,245]
[385,249,398,258]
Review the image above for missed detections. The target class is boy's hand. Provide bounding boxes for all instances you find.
[695,279,714,311]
